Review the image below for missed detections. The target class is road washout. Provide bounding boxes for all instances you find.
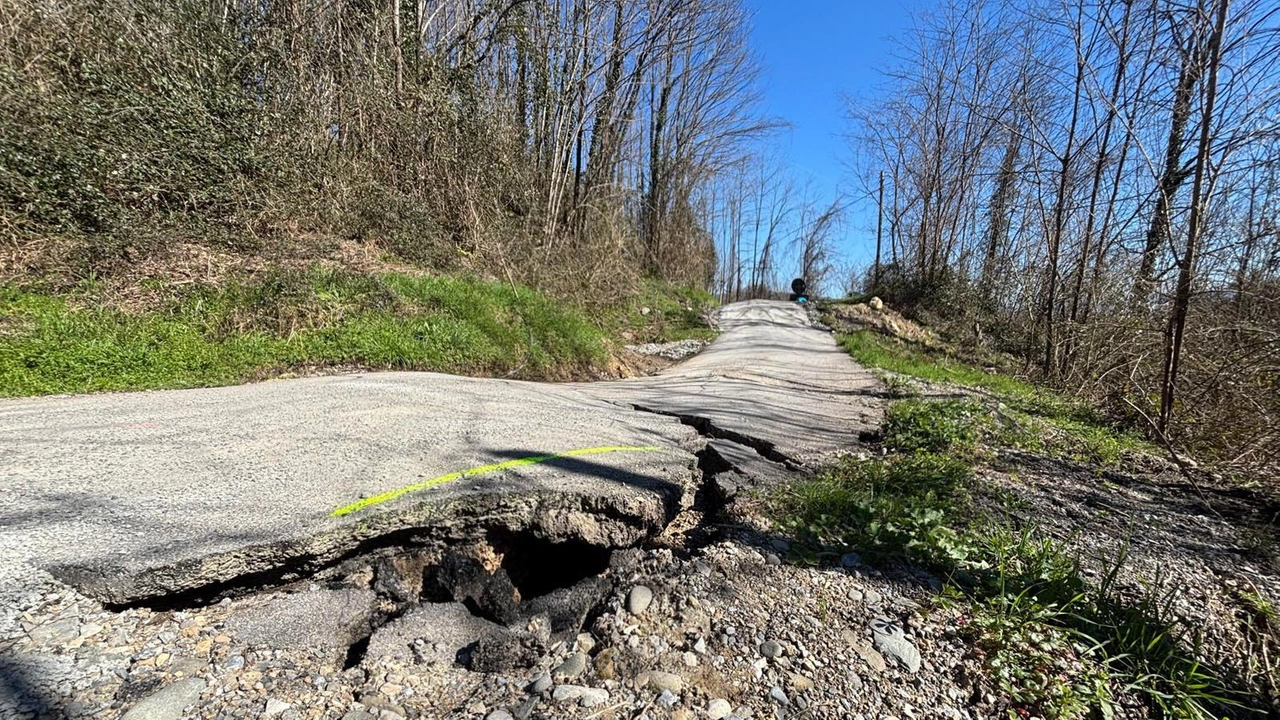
[0,300,887,719]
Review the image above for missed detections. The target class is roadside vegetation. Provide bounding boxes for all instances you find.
[769,324,1258,719]
[848,0,1280,479]
[606,280,719,345]
[845,329,1149,467]
[0,270,612,396]
[0,269,719,397]
[0,0,745,398]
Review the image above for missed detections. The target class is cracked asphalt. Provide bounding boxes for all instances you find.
[0,300,882,604]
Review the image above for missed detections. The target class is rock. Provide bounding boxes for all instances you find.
[552,685,609,707]
[870,619,921,673]
[769,686,790,705]
[553,653,588,681]
[864,590,883,605]
[512,698,539,720]
[647,671,684,693]
[359,693,408,717]
[769,538,791,552]
[713,476,740,501]
[522,577,612,640]
[625,340,707,361]
[167,657,206,678]
[892,597,921,612]
[486,712,515,720]
[264,699,292,716]
[574,633,596,654]
[707,699,733,719]
[842,629,887,673]
[28,617,79,645]
[467,631,540,672]
[764,553,781,567]
[368,601,504,664]
[693,637,707,655]
[869,296,884,311]
[121,678,206,720]
[529,675,553,694]
[789,673,814,693]
[840,552,862,569]
[524,614,552,645]
[424,552,521,625]
[628,585,654,616]
[593,647,619,680]
[657,689,679,707]
[759,640,783,659]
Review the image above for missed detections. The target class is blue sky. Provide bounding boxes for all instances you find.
[744,0,925,273]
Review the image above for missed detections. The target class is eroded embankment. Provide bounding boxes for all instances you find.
[36,412,806,681]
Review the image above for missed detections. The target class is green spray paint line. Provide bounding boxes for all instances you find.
[330,445,665,517]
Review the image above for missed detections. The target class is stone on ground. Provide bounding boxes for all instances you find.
[121,679,206,720]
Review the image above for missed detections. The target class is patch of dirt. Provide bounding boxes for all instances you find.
[599,350,674,379]
[825,300,938,345]
[976,450,1280,708]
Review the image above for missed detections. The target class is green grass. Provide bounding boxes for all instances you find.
[885,398,991,455]
[958,529,1112,720]
[778,451,975,568]
[0,268,608,396]
[775,456,1240,719]
[841,330,1149,466]
[609,278,717,344]
[840,330,1070,413]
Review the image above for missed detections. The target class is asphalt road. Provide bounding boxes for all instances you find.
[0,300,882,606]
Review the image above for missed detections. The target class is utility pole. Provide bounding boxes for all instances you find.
[874,170,884,292]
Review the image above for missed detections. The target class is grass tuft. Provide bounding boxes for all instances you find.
[778,451,974,568]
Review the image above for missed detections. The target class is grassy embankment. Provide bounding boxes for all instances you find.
[0,270,715,397]
[769,328,1245,720]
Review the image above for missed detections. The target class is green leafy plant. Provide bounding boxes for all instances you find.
[966,589,1112,720]
[956,530,1241,720]
[885,398,991,454]
[776,451,974,568]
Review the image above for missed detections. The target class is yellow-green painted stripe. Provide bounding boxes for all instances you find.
[330,445,665,517]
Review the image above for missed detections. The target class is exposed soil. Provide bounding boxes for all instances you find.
[976,449,1280,708]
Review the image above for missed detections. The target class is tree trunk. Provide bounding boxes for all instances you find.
[1159,0,1229,432]
[1136,35,1205,305]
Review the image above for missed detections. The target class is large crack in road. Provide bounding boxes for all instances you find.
[0,300,885,718]
[1,301,880,609]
